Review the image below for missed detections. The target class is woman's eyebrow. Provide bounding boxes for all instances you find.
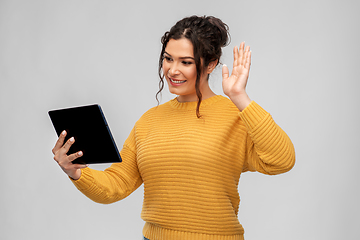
[164,51,195,60]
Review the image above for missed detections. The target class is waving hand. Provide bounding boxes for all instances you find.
[222,42,252,111]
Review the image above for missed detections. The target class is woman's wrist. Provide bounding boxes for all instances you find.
[69,169,82,181]
[229,93,251,111]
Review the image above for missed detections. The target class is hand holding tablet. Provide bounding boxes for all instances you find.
[52,130,88,180]
[49,104,122,179]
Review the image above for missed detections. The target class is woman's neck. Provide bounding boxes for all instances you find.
[177,85,216,103]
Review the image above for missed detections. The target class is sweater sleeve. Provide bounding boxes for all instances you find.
[239,101,295,175]
[70,127,143,204]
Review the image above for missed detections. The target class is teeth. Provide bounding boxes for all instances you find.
[170,78,186,84]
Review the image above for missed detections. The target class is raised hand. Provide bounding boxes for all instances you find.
[222,42,252,111]
[52,130,88,180]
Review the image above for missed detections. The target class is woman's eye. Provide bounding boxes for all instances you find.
[164,56,172,62]
[182,61,193,65]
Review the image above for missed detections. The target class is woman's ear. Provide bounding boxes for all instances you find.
[206,60,218,74]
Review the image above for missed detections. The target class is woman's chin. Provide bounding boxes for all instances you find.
[167,86,182,96]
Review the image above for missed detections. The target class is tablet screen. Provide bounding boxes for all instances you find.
[49,104,122,164]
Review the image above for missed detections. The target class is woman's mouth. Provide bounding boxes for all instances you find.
[169,78,186,85]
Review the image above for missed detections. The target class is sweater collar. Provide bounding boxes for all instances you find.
[169,95,225,110]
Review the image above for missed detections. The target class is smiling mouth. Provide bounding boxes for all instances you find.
[170,78,186,84]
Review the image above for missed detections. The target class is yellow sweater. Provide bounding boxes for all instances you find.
[71,95,295,240]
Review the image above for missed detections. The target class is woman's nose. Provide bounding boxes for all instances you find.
[168,63,180,76]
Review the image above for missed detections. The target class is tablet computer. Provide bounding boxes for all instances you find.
[48,104,122,164]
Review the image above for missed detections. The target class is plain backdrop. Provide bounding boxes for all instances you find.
[1,0,359,239]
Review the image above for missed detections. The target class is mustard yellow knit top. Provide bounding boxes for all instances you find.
[71,95,295,240]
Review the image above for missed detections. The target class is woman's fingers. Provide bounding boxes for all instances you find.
[52,130,67,154]
[61,158,87,170]
[67,151,83,163]
[72,163,88,169]
[56,151,86,180]
[241,44,250,67]
[233,46,238,69]
[233,42,251,69]
[245,50,251,69]
[53,137,80,164]
[62,137,75,153]
[222,64,229,80]
[239,42,244,62]
[51,130,86,180]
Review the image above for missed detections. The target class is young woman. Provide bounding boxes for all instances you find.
[52,16,295,240]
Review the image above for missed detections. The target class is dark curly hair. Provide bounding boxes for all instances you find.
[157,15,230,118]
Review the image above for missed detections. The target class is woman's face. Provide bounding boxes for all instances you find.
[163,38,208,102]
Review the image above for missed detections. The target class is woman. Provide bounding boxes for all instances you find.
[52,16,295,240]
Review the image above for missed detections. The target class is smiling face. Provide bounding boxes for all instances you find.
[162,38,216,102]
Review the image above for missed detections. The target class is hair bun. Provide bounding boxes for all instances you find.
[207,16,230,47]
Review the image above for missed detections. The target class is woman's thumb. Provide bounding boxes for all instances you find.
[222,64,229,79]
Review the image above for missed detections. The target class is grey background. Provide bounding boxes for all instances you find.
[1,0,359,239]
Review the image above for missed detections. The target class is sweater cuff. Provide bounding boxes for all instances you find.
[238,101,269,130]
[69,167,94,191]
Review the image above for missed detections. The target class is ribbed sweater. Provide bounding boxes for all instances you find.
[71,95,295,240]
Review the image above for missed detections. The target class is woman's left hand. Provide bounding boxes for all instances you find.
[222,42,252,111]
